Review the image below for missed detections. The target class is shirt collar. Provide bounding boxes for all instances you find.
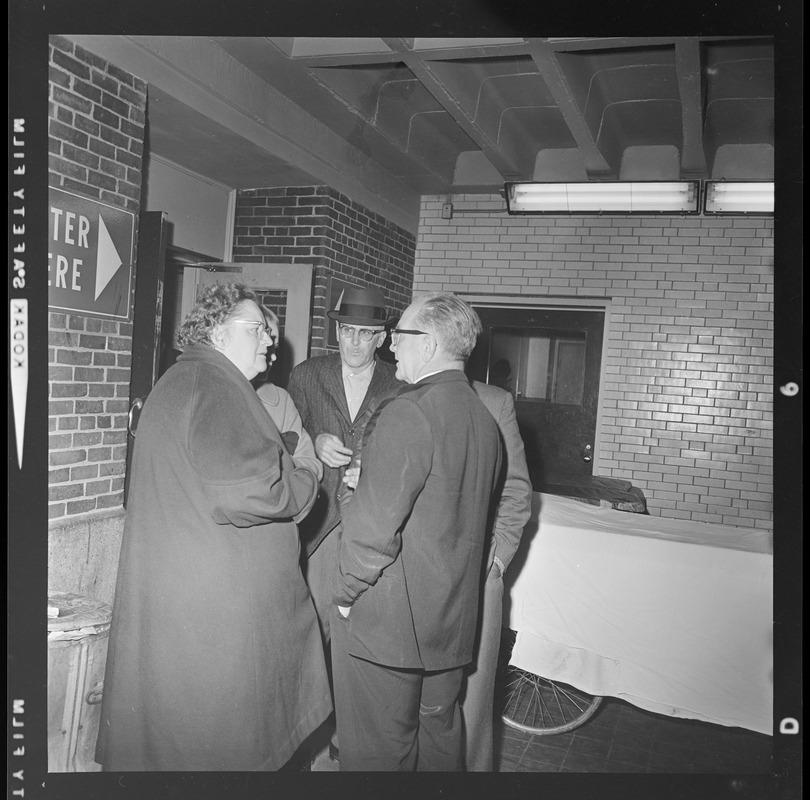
[414,368,446,383]
[342,359,377,379]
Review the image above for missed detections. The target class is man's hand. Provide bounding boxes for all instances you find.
[315,433,353,468]
[342,461,361,490]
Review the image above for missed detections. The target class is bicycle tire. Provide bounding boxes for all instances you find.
[499,665,603,735]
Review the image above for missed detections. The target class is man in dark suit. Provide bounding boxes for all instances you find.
[331,292,502,771]
[287,285,402,646]
[462,380,532,770]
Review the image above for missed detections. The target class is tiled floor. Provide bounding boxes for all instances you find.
[495,697,772,773]
[310,698,773,773]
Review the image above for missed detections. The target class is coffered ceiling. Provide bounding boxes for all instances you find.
[68,35,775,231]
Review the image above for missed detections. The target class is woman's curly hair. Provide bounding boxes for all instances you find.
[176,283,259,348]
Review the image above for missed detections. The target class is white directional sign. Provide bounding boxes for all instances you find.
[48,188,135,319]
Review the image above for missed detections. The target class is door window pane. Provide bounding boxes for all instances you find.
[487,330,522,394]
[552,339,585,405]
[489,328,586,405]
[523,335,550,399]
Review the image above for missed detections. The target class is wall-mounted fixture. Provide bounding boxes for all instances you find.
[504,182,701,215]
[703,181,774,214]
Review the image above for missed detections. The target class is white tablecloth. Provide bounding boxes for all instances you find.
[505,493,773,735]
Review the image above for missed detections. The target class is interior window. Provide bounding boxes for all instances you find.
[488,328,587,405]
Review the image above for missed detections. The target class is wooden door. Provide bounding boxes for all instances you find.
[124,211,168,505]
[467,306,605,491]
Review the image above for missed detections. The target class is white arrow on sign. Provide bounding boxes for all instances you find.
[95,214,123,300]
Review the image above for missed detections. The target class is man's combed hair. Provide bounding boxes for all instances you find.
[413,292,482,361]
[176,283,258,348]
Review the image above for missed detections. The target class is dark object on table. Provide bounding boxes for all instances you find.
[543,476,647,514]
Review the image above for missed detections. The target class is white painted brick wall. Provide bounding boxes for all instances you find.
[415,195,773,529]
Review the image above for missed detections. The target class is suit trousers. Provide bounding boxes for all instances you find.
[303,524,340,646]
[460,563,503,771]
[331,606,464,771]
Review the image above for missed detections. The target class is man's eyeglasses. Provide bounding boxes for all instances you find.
[390,328,429,345]
[338,324,384,342]
[231,319,275,341]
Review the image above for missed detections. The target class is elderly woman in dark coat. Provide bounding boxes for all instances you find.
[96,283,332,771]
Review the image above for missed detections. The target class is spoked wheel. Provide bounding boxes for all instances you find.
[497,630,603,735]
[499,666,603,735]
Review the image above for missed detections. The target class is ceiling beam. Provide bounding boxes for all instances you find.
[281,36,760,66]
[288,39,532,68]
[525,41,614,178]
[541,35,764,52]
[381,37,524,180]
[675,39,709,177]
[218,35,460,191]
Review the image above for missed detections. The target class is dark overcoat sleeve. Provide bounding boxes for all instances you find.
[189,373,319,526]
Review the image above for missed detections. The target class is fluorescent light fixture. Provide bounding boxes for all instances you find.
[703,181,774,214]
[505,182,700,214]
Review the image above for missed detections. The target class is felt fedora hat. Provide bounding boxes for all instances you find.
[326,285,392,326]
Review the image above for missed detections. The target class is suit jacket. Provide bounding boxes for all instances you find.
[471,381,533,574]
[288,353,401,556]
[334,370,502,671]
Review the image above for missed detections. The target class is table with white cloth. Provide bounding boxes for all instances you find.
[504,492,773,735]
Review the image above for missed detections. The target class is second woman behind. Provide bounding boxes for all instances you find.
[255,306,323,490]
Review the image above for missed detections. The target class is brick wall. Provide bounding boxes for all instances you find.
[48,36,146,521]
[233,186,415,355]
[415,195,773,530]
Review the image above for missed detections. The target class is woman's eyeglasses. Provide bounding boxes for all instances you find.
[390,328,429,345]
[338,324,384,342]
[231,319,275,341]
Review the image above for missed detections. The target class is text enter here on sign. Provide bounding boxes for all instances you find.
[49,207,91,291]
[48,187,134,319]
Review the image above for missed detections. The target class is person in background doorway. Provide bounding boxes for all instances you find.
[331,292,502,770]
[255,306,323,485]
[462,379,532,770]
[96,283,331,771]
[488,358,513,393]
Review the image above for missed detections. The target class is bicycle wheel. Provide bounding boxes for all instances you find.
[499,665,603,735]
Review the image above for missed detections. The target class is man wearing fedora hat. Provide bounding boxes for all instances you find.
[288,284,402,648]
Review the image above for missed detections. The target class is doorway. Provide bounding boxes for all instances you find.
[467,305,606,492]
[126,221,314,504]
